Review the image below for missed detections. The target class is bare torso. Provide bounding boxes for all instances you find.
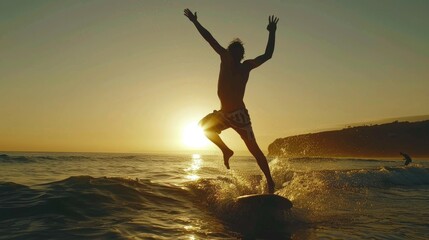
[217,53,251,112]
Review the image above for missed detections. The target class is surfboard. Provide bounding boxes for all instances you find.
[232,194,293,234]
[236,194,292,210]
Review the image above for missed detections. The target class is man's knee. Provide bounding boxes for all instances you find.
[244,139,262,154]
[203,128,219,136]
[244,141,265,160]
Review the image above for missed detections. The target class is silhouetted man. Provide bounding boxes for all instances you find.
[184,8,278,193]
[400,152,412,166]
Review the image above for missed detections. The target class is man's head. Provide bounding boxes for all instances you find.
[227,38,245,61]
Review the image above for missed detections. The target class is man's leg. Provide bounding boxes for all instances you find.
[204,129,234,169]
[242,136,275,194]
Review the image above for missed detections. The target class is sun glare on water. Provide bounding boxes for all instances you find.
[182,122,210,149]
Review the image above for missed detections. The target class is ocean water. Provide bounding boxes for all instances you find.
[0,152,428,240]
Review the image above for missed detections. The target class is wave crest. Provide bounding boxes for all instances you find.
[0,154,34,163]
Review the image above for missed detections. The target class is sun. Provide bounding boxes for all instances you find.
[182,122,210,149]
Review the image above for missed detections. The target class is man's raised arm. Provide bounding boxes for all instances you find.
[184,8,226,56]
[244,15,279,70]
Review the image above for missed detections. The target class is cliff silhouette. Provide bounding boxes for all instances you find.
[268,120,429,158]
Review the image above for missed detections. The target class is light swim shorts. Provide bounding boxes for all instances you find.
[199,108,255,141]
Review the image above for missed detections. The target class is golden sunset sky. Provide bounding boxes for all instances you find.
[1,0,428,153]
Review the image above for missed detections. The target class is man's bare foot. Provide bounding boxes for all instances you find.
[222,149,234,169]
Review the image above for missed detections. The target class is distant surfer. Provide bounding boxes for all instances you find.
[184,9,278,193]
[400,152,412,166]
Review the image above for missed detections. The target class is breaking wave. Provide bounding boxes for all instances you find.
[0,176,220,239]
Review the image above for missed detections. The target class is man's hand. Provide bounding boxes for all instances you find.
[184,8,197,23]
[267,15,279,32]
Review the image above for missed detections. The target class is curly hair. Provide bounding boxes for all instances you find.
[227,38,245,60]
